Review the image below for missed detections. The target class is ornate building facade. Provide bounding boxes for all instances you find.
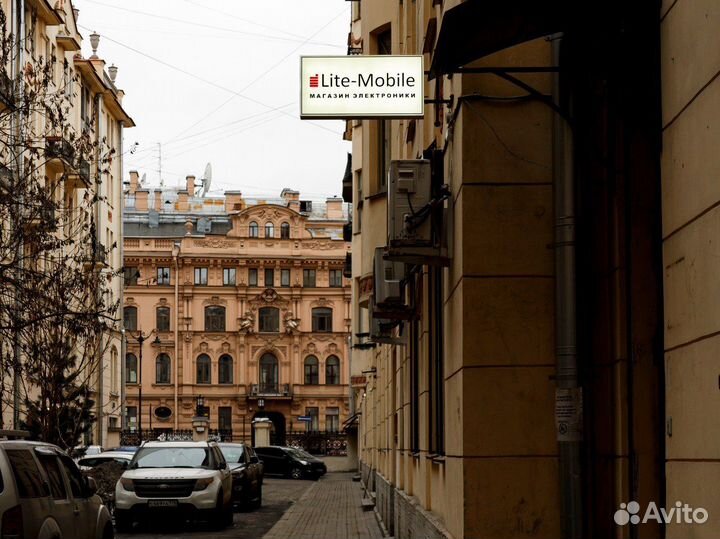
[122,174,351,444]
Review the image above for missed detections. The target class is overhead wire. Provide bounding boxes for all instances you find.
[180,0,307,40]
[164,6,348,143]
[78,25,344,137]
[83,0,343,48]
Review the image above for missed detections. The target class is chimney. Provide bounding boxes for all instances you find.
[129,170,139,193]
[326,197,343,219]
[186,175,196,195]
[150,189,160,211]
[224,191,244,213]
[281,188,300,212]
[135,189,149,211]
[177,190,189,211]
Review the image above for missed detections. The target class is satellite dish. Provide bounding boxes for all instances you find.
[201,162,212,197]
[140,173,146,185]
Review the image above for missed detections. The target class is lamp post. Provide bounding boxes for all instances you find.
[127,330,160,441]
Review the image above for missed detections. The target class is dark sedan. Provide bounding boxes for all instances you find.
[254,446,327,480]
[218,443,264,510]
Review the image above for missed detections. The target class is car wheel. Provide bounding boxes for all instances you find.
[114,511,132,534]
[103,522,115,539]
[214,491,233,529]
[253,485,263,509]
[290,467,303,480]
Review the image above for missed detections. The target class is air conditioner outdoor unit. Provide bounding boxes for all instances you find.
[373,247,402,307]
[369,297,407,345]
[388,160,432,247]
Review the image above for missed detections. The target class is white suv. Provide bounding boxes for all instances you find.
[114,441,232,532]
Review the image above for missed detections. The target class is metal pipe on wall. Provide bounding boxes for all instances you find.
[173,242,180,430]
[552,34,584,539]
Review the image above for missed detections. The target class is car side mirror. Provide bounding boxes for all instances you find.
[250,455,259,464]
[218,462,228,470]
[85,476,98,497]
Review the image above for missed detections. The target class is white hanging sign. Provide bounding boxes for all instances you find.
[300,55,424,119]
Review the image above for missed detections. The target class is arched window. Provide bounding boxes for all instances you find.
[249,221,259,238]
[205,306,226,332]
[196,354,211,384]
[219,355,233,384]
[304,356,319,385]
[156,306,170,332]
[265,222,274,238]
[156,353,171,384]
[312,307,332,332]
[326,355,340,385]
[259,353,278,393]
[280,222,290,239]
[259,307,279,333]
[124,306,137,331]
[125,353,138,384]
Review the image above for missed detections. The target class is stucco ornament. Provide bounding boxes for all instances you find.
[239,311,255,333]
[284,311,300,334]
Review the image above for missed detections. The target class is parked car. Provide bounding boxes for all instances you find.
[114,440,233,532]
[292,448,327,476]
[78,451,133,471]
[107,446,139,454]
[218,443,263,510]
[0,432,114,539]
[73,445,104,459]
[254,446,327,480]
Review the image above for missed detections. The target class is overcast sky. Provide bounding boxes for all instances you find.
[76,0,351,200]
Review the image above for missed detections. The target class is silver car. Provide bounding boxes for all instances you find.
[0,433,113,539]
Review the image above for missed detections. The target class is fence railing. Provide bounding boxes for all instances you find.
[119,429,235,446]
[285,430,347,456]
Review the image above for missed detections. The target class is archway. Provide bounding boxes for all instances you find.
[252,410,286,446]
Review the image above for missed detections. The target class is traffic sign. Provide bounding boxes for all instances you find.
[297,416,312,422]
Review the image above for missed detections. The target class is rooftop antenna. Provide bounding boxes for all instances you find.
[157,142,163,187]
[201,162,212,197]
[140,172,147,185]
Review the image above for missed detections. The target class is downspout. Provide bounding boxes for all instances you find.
[94,93,104,444]
[172,242,180,430]
[11,0,25,430]
[119,120,126,431]
[552,35,584,539]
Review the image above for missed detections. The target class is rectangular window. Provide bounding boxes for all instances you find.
[281,269,291,287]
[428,266,445,454]
[157,267,170,285]
[248,268,258,287]
[223,268,236,286]
[156,306,170,332]
[219,407,232,431]
[326,407,339,433]
[312,308,333,333]
[6,449,45,498]
[123,307,137,331]
[410,277,421,453]
[264,268,274,288]
[306,407,319,432]
[194,267,208,285]
[126,406,137,431]
[124,266,138,286]
[303,269,316,287]
[205,306,226,332]
[329,269,343,288]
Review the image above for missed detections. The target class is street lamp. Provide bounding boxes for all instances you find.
[196,394,205,416]
[126,330,160,441]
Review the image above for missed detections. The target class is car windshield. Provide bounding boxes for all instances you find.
[288,448,310,459]
[130,447,212,469]
[220,446,245,464]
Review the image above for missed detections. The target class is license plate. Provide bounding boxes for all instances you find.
[148,500,178,508]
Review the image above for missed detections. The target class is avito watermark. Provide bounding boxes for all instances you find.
[614,501,708,526]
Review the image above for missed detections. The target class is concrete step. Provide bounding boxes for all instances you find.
[361,497,376,511]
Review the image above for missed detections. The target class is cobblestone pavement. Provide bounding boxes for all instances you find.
[115,477,312,539]
[262,473,384,539]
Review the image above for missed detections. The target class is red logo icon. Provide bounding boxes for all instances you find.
[309,74,319,88]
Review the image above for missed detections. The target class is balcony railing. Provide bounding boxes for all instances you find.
[45,136,75,164]
[249,383,291,397]
[0,71,14,110]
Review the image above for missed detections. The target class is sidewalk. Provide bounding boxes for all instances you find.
[262,473,385,539]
